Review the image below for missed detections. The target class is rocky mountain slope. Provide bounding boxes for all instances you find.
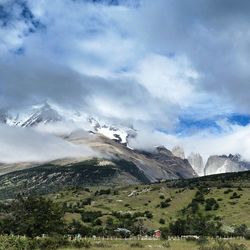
[0,142,197,198]
[67,132,197,182]
[0,159,148,198]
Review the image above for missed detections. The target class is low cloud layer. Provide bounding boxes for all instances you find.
[129,123,250,162]
[0,125,95,163]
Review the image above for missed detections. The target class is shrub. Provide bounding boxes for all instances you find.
[159,218,165,224]
[160,199,171,208]
[0,196,65,237]
[36,236,68,250]
[82,198,92,206]
[169,218,187,236]
[0,235,69,250]
[81,211,102,223]
[160,227,169,240]
[145,211,153,219]
[224,189,233,194]
[95,189,111,196]
[234,224,248,237]
[244,231,250,240]
[230,192,241,199]
[205,198,219,211]
[92,218,102,226]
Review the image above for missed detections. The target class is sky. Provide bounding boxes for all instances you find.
[1,0,250,162]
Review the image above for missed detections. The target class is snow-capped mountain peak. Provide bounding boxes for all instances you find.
[0,103,137,146]
[5,103,63,127]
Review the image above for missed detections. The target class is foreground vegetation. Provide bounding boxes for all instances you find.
[0,236,249,250]
[0,171,250,249]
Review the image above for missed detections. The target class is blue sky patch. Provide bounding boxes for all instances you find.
[227,114,250,126]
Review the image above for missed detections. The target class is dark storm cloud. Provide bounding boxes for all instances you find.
[0,58,85,108]
[0,56,175,126]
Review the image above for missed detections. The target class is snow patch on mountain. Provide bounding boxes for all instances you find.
[0,103,137,147]
[3,103,63,127]
[88,117,136,145]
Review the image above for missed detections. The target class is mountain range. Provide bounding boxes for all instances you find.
[172,145,250,176]
[0,103,249,183]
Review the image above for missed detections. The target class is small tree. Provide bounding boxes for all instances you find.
[8,195,65,237]
[234,224,248,237]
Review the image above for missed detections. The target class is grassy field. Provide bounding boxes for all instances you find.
[48,182,250,230]
[58,238,250,250]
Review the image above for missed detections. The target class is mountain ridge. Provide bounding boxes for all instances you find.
[1,103,250,178]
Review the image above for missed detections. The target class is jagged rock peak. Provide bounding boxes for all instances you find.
[204,154,249,176]
[20,103,62,127]
[155,146,173,156]
[172,146,185,159]
[188,152,204,176]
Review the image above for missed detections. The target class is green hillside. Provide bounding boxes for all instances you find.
[0,169,250,250]
[0,159,150,199]
[46,171,250,233]
[0,163,249,237]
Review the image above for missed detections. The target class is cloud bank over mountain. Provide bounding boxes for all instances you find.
[1,0,250,160]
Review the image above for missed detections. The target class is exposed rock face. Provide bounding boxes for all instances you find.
[172,146,185,159]
[204,154,249,175]
[0,134,197,182]
[188,152,204,176]
[68,134,197,181]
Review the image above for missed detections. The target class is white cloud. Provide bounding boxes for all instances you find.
[132,54,199,107]
[129,123,250,162]
[0,125,95,163]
